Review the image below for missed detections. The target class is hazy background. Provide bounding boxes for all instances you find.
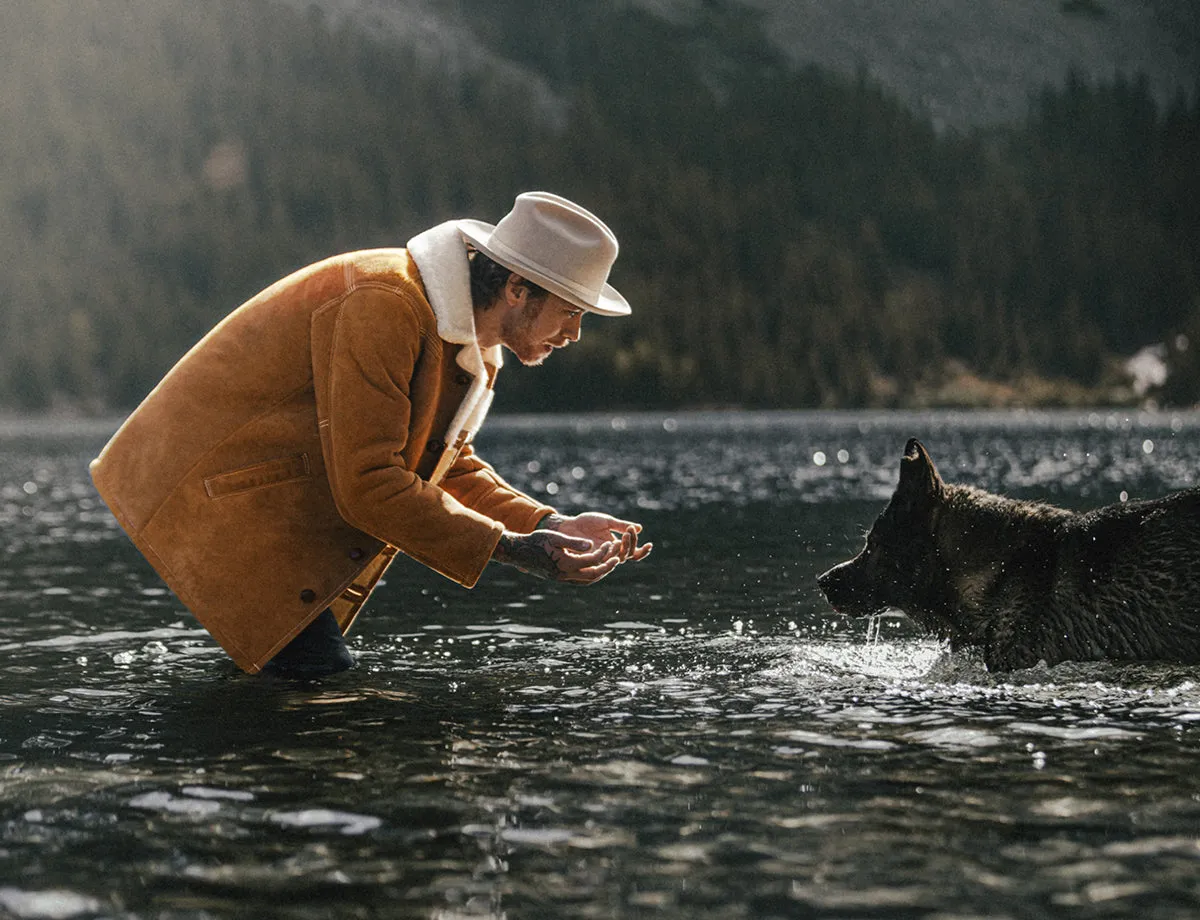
[0,0,1196,413]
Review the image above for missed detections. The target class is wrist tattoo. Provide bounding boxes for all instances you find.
[537,513,569,531]
[495,531,562,579]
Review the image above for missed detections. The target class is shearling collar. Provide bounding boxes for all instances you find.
[406,220,503,373]
[406,220,500,485]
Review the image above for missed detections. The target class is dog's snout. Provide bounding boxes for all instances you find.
[818,558,877,616]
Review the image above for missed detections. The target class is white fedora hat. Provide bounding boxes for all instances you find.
[457,191,631,317]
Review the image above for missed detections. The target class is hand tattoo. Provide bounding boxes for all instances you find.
[494,531,570,580]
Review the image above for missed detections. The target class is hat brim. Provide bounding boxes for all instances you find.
[457,219,631,317]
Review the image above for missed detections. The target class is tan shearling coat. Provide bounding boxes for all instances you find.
[90,243,554,673]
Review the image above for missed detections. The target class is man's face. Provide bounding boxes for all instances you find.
[500,293,584,366]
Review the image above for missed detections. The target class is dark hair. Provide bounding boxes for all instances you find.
[468,248,548,309]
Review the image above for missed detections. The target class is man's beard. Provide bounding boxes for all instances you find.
[501,299,552,366]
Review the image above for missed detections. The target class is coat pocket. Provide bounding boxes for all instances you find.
[204,454,311,499]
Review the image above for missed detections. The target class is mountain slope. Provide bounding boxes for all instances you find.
[738,0,1198,127]
[282,0,1198,128]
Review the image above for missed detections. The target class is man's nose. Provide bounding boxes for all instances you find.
[565,314,582,342]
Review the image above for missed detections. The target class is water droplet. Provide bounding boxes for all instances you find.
[1142,439,1154,455]
[812,452,827,467]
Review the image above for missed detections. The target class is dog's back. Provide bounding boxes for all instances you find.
[1044,489,1200,665]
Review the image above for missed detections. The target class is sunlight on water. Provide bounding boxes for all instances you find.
[0,887,102,920]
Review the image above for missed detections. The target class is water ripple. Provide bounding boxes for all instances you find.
[5,411,1200,918]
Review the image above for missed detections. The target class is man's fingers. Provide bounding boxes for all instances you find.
[582,512,642,534]
[607,516,642,534]
[548,533,595,554]
[560,555,621,584]
[554,538,651,583]
[558,540,614,565]
[514,521,649,583]
[630,542,653,561]
[617,527,653,562]
[617,529,632,560]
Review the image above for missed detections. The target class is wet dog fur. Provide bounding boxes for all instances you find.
[817,439,1200,671]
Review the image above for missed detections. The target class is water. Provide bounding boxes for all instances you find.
[2,409,1200,919]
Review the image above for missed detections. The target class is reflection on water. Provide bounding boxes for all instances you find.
[2,411,1200,918]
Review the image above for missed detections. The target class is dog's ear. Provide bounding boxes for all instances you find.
[898,438,945,500]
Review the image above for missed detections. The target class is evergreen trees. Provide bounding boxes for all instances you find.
[0,1,1195,411]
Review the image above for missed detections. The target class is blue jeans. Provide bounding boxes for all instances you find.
[263,609,354,677]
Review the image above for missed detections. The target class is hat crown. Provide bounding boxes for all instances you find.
[489,192,617,300]
[457,192,630,315]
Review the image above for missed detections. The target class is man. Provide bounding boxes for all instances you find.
[90,191,651,676]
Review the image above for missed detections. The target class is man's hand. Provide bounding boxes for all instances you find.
[491,529,622,584]
[538,512,652,564]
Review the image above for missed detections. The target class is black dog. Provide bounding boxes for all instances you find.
[817,438,1200,671]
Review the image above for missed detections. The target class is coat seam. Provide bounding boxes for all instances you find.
[203,452,311,500]
[323,286,484,586]
[344,280,442,350]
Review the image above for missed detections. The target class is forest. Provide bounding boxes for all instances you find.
[0,0,1196,412]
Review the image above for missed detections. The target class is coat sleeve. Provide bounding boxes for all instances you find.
[321,285,503,587]
[440,442,556,534]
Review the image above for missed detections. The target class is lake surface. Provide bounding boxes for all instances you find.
[3,409,1200,919]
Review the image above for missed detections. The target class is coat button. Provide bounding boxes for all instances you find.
[426,439,445,453]
[455,372,472,386]
[299,589,316,603]
[348,547,364,561]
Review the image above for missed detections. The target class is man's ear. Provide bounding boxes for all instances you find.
[504,274,530,306]
[898,438,945,500]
